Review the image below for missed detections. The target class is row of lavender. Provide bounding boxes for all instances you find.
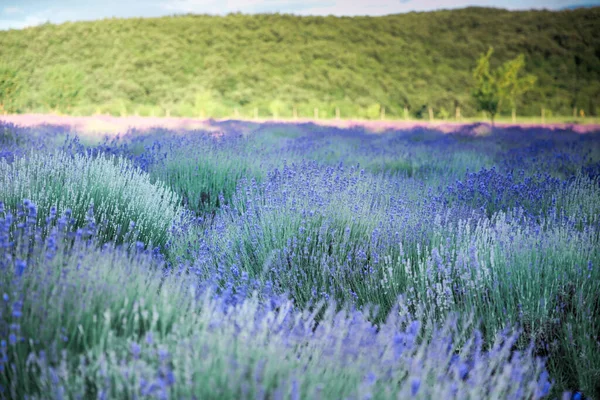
[0,121,598,398]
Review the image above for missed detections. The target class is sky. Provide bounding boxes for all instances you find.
[0,0,598,30]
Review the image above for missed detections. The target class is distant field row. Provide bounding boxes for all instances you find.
[1,114,599,137]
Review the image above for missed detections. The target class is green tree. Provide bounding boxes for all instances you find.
[0,64,20,114]
[498,54,537,122]
[438,106,450,120]
[194,89,220,118]
[472,48,501,125]
[269,99,285,119]
[472,49,538,125]
[365,103,381,120]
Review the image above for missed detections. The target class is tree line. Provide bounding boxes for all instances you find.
[0,7,598,119]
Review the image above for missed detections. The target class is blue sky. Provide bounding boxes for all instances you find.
[1,0,597,30]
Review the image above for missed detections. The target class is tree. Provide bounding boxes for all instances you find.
[498,54,537,123]
[269,99,285,119]
[472,48,501,126]
[0,64,21,114]
[194,89,220,118]
[365,103,381,120]
[472,48,537,125]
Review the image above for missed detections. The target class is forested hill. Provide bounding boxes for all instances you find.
[0,7,599,118]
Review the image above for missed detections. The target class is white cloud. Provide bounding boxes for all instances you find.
[295,0,419,16]
[162,0,328,14]
[0,7,84,31]
[3,6,23,15]
[276,0,551,16]
[0,15,48,30]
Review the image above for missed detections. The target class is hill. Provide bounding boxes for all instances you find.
[0,7,599,119]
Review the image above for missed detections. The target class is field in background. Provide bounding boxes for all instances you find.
[2,114,599,137]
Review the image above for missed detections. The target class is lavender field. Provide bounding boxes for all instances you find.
[0,119,599,399]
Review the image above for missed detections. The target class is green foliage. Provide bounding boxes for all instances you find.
[39,64,85,113]
[193,89,221,118]
[0,64,20,113]
[268,99,285,118]
[472,48,537,124]
[365,103,381,120]
[472,48,501,124]
[498,53,537,115]
[437,106,451,120]
[0,8,598,117]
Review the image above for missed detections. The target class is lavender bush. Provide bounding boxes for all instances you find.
[0,205,550,399]
[0,120,599,398]
[0,150,183,248]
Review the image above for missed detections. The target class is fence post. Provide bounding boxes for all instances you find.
[336,107,340,120]
[293,106,298,120]
[541,107,545,124]
[428,106,434,122]
[314,107,319,119]
[455,106,461,121]
[234,107,239,118]
[380,106,385,120]
[512,107,516,123]
[573,107,577,118]
[404,106,408,121]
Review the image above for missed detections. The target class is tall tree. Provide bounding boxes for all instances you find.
[498,54,537,123]
[472,48,537,125]
[472,48,501,126]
